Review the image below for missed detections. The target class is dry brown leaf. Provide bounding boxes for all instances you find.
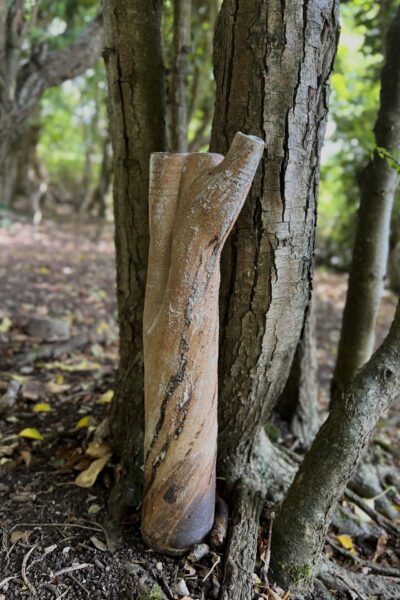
[90,536,107,551]
[74,454,111,488]
[46,381,71,394]
[20,450,32,467]
[10,530,33,544]
[86,441,111,459]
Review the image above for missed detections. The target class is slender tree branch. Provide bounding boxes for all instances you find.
[16,14,103,123]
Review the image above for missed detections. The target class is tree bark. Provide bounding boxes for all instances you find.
[332,7,400,398]
[103,0,167,517]
[142,133,263,554]
[277,296,319,446]
[169,0,191,152]
[210,2,339,597]
[210,0,339,484]
[87,135,113,218]
[271,301,400,591]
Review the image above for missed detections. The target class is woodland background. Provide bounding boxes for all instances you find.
[0,1,400,600]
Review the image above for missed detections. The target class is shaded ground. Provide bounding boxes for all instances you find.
[0,221,399,599]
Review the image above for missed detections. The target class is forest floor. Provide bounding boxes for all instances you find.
[0,220,399,600]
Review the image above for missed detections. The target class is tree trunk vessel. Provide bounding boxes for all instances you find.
[142,132,264,554]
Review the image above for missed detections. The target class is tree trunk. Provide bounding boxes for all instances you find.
[88,136,113,218]
[142,133,263,554]
[0,10,102,204]
[169,0,191,152]
[209,2,339,596]
[210,0,339,482]
[332,7,400,398]
[271,300,400,591]
[277,297,319,446]
[103,0,167,518]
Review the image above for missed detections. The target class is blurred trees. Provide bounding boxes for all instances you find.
[0,0,103,211]
[318,0,399,269]
[333,6,400,398]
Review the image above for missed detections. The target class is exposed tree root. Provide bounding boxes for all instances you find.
[327,538,400,578]
[210,496,229,551]
[218,436,400,600]
[344,488,400,536]
[319,561,400,600]
[219,482,264,600]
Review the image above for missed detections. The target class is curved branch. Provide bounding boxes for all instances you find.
[16,14,103,124]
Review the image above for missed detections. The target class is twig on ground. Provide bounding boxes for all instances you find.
[328,538,400,578]
[203,555,221,582]
[344,489,400,535]
[68,573,90,596]
[21,545,37,596]
[0,575,19,589]
[52,563,92,578]
[262,511,275,583]
[9,522,103,533]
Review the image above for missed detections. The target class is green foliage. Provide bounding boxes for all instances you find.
[317,0,399,268]
[38,61,107,193]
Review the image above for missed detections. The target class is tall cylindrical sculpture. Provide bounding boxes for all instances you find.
[142,132,264,554]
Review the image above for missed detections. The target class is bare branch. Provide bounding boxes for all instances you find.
[16,14,103,124]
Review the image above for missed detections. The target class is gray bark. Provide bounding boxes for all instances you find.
[210,0,339,484]
[271,301,400,590]
[277,297,319,446]
[332,8,400,398]
[169,0,191,152]
[209,2,339,597]
[103,0,166,517]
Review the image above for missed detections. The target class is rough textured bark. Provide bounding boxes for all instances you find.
[169,0,191,152]
[142,133,264,554]
[103,0,167,517]
[277,297,319,445]
[209,2,339,597]
[332,8,400,398]
[0,10,102,204]
[210,0,339,483]
[271,301,400,590]
[220,483,264,600]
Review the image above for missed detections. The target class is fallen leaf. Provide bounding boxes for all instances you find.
[46,381,71,394]
[74,454,111,488]
[86,441,111,458]
[45,359,102,372]
[39,266,50,274]
[21,380,45,401]
[0,317,12,333]
[20,450,32,466]
[10,530,33,544]
[0,444,17,457]
[11,374,28,383]
[32,402,52,413]
[337,534,356,555]
[88,503,101,515]
[75,416,91,430]
[90,536,107,551]
[97,390,114,404]
[18,428,43,441]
